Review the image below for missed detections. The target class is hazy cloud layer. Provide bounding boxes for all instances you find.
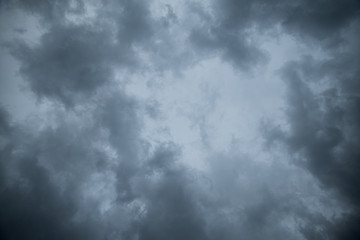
[1,0,359,239]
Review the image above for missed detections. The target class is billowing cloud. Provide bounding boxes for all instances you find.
[189,0,360,69]
[263,17,360,240]
[1,0,359,240]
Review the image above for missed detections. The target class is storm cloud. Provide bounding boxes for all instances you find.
[1,0,359,240]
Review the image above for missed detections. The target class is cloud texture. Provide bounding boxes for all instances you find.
[0,0,359,239]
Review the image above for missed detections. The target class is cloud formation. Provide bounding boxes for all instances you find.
[263,15,360,240]
[1,0,359,240]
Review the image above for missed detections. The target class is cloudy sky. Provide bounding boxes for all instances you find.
[0,0,359,239]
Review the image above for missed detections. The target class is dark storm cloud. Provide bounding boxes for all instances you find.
[0,110,92,240]
[0,106,11,188]
[188,0,267,70]
[0,158,99,240]
[8,24,131,106]
[130,144,209,240]
[0,106,11,136]
[3,0,194,106]
[262,20,360,239]
[1,1,196,114]
[281,0,360,42]
[192,1,360,238]
[1,1,213,239]
[191,1,360,239]
[0,93,202,240]
[0,93,142,239]
[0,95,209,240]
[3,0,157,106]
[1,96,322,240]
[105,0,154,45]
[189,0,360,68]
[1,0,360,240]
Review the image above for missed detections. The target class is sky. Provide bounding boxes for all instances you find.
[0,0,359,239]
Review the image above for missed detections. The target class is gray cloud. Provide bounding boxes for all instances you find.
[0,90,327,240]
[0,93,209,240]
[263,20,360,239]
[8,24,129,106]
[188,0,267,70]
[0,93,141,239]
[1,0,84,23]
[1,0,360,239]
[189,0,360,69]
[132,144,209,240]
[281,0,360,43]
[199,151,338,240]
[3,0,197,107]
[4,0,152,106]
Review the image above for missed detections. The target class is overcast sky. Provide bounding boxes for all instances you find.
[0,0,359,239]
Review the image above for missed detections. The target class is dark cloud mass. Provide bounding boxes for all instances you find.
[190,0,360,69]
[266,42,360,239]
[1,0,360,239]
[8,25,124,106]
[263,18,360,240]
